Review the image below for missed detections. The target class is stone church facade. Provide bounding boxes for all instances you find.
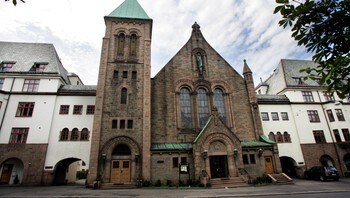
[87,0,280,187]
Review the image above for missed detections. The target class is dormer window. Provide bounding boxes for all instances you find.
[31,62,48,72]
[292,77,303,85]
[0,61,15,72]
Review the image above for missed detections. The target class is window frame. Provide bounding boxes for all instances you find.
[9,128,29,144]
[73,105,83,115]
[59,105,70,115]
[71,128,79,141]
[0,62,15,72]
[302,91,314,102]
[81,128,89,141]
[86,105,95,115]
[60,128,69,141]
[281,112,289,121]
[342,129,350,142]
[271,112,279,121]
[335,109,345,121]
[16,102,35,117]
[261,112,269,121]
[22,79,40,92]
[307,110,320,123]
[313,130,326,143]
[0,78,4,90]
[333,129,342,142]
[326,109,335,122]
[180,87,193,129]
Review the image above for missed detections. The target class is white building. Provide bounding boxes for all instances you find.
[256,59,350,178]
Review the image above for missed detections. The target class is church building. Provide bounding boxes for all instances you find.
[87,0,280,187]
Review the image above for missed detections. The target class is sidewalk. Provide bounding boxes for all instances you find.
[0,178,349,197]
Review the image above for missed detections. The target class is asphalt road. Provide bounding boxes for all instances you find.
[0,178,349,198]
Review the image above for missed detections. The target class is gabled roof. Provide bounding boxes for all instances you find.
[107,0,150,20]
[0,41,70,83]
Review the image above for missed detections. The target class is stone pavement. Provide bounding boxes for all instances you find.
[0,178,349,198]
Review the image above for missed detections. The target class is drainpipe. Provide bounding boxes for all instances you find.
[0,77,15,132]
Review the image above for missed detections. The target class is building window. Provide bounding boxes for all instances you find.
[261,112,269,121]
[268,132,275,142]
[123,71,128,79]
[213,88,227,124]
[71,128,79,141]
[342,129,350,141]
[81,128,89,141]
[0,78,4,90]
[86,105,95,115]
[293,77,303,85]
[114,70,118,79]
[326,109,335,122]
[22,79,39,92]
[60,128,69,141]
[172,157,179,168]
[271,112,279,121]
[335,109,345,121]
[31,63,47,72]
[16,102,35,117]
[117,33,125,55]
[302,91,314,102]
[324,92,335,102]
[112,120,118,129]
[313,130,326,143]
[242,154,249,164]
[333,129,342,142]
[127,120,133,129]
[180,157,187,165]
[121,88,127,104]
[180,87,193,129]
[132,71,137,80]
[130,34,137,56]
[120,120,125,129]
[249,154,256,164]
[73,105,83,115]
[281,112,289,121]
[283,132,291,143]
[276,132,283,143]
[9,128,29,143]
[307,110,320,122]
[197,88,210,128]
[59,105,69,114]
[0,62,15,72]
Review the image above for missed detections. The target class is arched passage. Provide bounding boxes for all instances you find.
[320,155,334,166]
[343,153,350,171]
[53,158,86,185]
[0,158,24,185]
[280,156,297,178]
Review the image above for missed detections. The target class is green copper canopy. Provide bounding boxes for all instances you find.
[107,0,150,20]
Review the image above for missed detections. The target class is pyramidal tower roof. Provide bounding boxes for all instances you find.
[107,0,150,20]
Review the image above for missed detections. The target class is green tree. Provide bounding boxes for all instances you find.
[274,0,350,99]
[4,0,25,6]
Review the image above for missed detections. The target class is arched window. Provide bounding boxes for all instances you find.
[121,88,127,104]
[283,132,291,142]
[197,88,210,128]
[130,34,137,56]
[112,144,131,155]
[60,128,69,141]
[276,132,283,143]
[71,128,79,141]
[214,88,227,124]
[117,33,125,55]
[81,128,89,141]
[268,132,275,142]
[180,87,193,128]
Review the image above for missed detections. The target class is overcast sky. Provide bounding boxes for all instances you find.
[0,0,312,85]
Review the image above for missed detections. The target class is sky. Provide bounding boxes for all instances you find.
[0,0,312,85]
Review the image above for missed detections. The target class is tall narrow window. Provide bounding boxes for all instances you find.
[213,88,227,124]
[283,132,291,142]
[324,92,335,102]
[342,129,350,141]
[326,109,335,122]
[180,88,192,128]
[307,110,320,122]
[60,128,69,141]
[127,120,133,129]
[0,78,4,90]
[132,71,137,80]
[81,128,89,141]
[197,88,209,128]
[276,132,283,143]
[71,128,79,141]
[120,120,126,129]
[268,132,275,142]
[121,88,127,104]
[313,130,326,143]
[333,129,342,142]
[117,33,125,55]
[130,34,137,56]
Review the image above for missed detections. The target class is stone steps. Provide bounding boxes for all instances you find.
[268,173,293,185]
[210,177,248,188]
[99,182,135,190]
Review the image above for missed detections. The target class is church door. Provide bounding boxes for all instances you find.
[210,155,228,178]
[264,156,274,174]
[110,160,131,184]
[0,164,13,184]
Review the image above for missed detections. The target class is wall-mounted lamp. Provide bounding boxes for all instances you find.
[202,150,208,159]
[233,148,238,158]
[258,148,263,157]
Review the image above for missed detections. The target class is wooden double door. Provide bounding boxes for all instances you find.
[110,160,131,184]
[0,164,13,184]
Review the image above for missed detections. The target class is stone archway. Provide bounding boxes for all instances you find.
[53,158,85,185]
[0,158,24,185]
[320,155,334,166]
[280,156,297,178]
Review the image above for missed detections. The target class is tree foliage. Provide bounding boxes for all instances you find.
[4,0,25,6]
[274,0,350,99]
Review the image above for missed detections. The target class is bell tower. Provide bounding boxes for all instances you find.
[88,0,152,185]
